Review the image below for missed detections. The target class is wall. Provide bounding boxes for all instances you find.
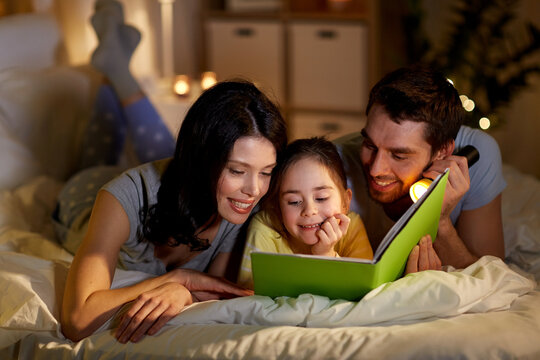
[422,0,540,179]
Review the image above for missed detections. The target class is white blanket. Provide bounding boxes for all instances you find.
[168,256,535,328]
[0,176,538,358]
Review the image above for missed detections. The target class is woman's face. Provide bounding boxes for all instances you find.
[216,136,277,224]
[279,157,349,248]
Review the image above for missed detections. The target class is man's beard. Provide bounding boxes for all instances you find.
[367,181,409,204]
[360,167,415,206]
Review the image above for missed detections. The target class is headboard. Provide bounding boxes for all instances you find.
[0,13,98,190]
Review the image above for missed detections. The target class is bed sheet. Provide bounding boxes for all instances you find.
[0,174,539,359]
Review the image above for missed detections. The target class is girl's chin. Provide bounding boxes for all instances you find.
[299,236,319,246]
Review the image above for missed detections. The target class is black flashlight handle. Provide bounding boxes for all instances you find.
[454,145,479,168]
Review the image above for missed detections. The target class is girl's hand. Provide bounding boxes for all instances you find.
[405,235,442,274]
[312,213,350,257]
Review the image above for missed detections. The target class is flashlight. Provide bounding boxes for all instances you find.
[409,145,480,203]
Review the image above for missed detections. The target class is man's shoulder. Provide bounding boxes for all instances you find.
[455,126,506,213]
[456,126,500,152]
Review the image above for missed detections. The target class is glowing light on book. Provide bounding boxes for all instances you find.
[409,178,432,203]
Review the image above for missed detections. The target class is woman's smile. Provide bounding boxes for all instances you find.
[229,198,254,214]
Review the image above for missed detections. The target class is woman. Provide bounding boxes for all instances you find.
[60,79,287,343]
[57,1,287,343]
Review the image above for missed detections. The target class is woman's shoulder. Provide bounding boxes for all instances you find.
[124,158,172,178]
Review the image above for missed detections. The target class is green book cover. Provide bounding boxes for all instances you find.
[251,169,449,301]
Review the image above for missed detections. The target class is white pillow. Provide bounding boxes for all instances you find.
[0,67,94,189]
[0,13,61,72]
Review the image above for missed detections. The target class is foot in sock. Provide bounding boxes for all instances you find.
[90,0,142,101]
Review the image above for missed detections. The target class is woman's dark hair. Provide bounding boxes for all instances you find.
[264,136,349,240]
[144,80,287,250]
[366,64,465,154]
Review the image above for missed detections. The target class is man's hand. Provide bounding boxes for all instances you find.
[405,235,442,274]
[423,154,470,219]
[312,213,350,257]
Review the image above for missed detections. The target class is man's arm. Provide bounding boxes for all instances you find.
[434,194,504,268]
[456,194,505,260]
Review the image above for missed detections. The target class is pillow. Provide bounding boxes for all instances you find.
[0,13,61,72]
[0,66,95,189]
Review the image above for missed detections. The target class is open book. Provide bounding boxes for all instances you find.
[251,169,450,301]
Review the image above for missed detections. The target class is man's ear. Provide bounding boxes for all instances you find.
[434,140,455,160]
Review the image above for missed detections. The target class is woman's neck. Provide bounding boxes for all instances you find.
[195,214,222,242]
[155,214,223,269]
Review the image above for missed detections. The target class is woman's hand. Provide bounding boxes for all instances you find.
[405,235,442,274]
[115,282,193,343]
[312,213,350,257]
[115,269,253,343]
[175,268,254,301]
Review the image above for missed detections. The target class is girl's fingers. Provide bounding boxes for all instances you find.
[334,213,351,233]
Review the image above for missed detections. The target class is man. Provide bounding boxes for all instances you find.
[335,65,506,268]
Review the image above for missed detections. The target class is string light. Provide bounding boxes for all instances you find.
[479,117,491,130]
[463,99,475,112]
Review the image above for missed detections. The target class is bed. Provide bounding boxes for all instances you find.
[1,12,540,360]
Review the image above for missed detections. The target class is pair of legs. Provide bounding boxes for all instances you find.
[80,0,175,170]
[54,0,175,250]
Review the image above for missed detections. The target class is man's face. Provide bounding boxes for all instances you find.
[360,105,435,204]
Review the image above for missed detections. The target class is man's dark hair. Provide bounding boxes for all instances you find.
[366,64,465,153]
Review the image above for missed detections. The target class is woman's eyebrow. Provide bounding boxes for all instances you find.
[227,160,277,168]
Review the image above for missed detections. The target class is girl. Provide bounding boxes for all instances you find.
[238,137,441,288]
[237,137,373,288]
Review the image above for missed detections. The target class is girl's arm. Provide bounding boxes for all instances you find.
[61,190,249,343]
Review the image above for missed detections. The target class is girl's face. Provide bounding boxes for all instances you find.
[279,157,351,248]
[216,136,277,225]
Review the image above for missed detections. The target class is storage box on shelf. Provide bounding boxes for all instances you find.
[201,0,400,140]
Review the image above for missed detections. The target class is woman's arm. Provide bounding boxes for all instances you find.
[61,190,250,343]
[61,190,189,341]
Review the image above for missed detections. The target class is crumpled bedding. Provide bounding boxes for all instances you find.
[0,174,539,359]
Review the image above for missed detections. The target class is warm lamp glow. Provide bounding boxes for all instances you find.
[173,75,191,96]
[201,71,217,90]
[327,0,351,11]
[409,178,433,203]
